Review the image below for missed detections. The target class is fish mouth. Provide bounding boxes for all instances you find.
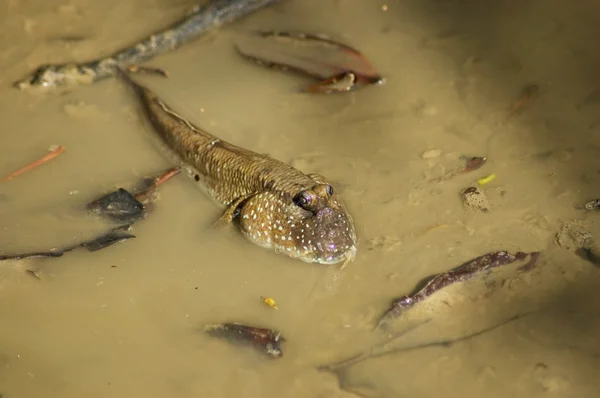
[314,245,357,266]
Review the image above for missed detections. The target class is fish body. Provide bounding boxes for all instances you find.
[117,69,357,265]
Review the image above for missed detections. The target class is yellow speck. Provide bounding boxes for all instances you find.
[261,296,278,310]
[382,4,388,11]
[477,173,496,186]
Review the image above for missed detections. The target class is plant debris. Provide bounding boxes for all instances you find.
[477,173,496,186]
[462,156,487,173]
[584,199,600,210]
[461,186,490,212]
[235,31,384,93]
[430,156,487,183]
[1,145,65,182]
[87,188,146,223]
[0,229,135,262]
[507,84,539,118]
[14,0,279,91]
[321,311,535,373]
[376,251,540,328]
[261,296,278,310]
[204,323,284,358]
[0,167,180,263]
[87,167,180,224]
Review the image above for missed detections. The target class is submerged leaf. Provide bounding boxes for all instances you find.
[376,250,540,328]
[236,31,383,93]
[82,230,135,252]
[205,323,284,358]
[87,188,146,223]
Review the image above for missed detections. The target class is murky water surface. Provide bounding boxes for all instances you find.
[1,0,600,397]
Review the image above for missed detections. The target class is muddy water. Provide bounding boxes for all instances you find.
[1,0,600,397]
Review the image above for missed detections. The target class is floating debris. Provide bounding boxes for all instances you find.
[87,167,181,223]
[584,199,600,210]
[0,145,65,182]
[133,167,181,204]
[15,0,279,90]
[87,188,146,223]
[430,155,487,183]
[0,167,179,263]
[126,64,169,78]
[462,156,487,173]
[261,296,278,310]
[236,31,383,93]
[376,250,540,328]
[82,229,136,252]
[205,323,284,358]
[461,186,490,212]
[25,269,42,279]
[477,173,496,186]
[0,229,135,262]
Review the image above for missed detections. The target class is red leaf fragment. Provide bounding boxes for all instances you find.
[377,250,540,327]
[235,31,383,93]
[205,323,284,358]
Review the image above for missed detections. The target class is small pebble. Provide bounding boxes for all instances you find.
[461,186,490,212]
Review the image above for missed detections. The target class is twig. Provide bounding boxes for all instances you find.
[0,145,65,182]
[14,0,280,91]
[320,311,534,373]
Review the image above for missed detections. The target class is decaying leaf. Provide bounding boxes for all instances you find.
[0,167,179,263]
[0,229,135,262]
[205,323,284,358]
[376,250,540,328]
[235,31,383,93]
[430,155,488,183]
[87,167,181,224]
[87,188,146,223]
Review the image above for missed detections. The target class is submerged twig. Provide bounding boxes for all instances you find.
[320,311,534,372]
[0,145,65,182]
[376,251,540,328]
[0,229,135,262]
[0,167,180,263]
[14,0,280,91]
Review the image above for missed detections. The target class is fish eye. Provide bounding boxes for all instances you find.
[325,185,334,196]
[293,190,314,210]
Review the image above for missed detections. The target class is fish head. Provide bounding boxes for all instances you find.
[238,182,357,265]
[286,182,357,265]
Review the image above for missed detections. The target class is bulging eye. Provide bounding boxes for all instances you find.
[294,190,314,209]
[326,185,334,196]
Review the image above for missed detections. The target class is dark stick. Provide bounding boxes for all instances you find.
[14,0,280,91]
[375,251,540,328]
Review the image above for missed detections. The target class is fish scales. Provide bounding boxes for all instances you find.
[117,69,357,265]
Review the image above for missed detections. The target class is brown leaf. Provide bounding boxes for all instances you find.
[376,251,540,328]
[205,323,284,358]
[236,31,383,93]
